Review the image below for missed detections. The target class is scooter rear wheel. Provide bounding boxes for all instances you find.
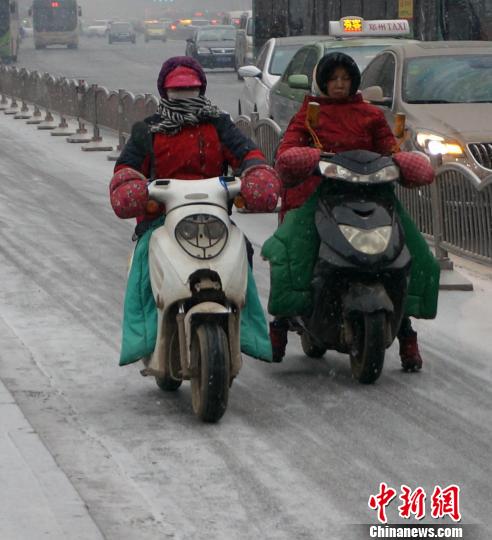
[349,311,386,384]
[190,323,230,423]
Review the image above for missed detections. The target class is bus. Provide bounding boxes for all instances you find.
[0,0,20,63]
[29,0,81,49]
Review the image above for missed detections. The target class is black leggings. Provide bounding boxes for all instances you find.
[397,316,416,338]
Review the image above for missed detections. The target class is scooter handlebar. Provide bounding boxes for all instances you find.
[147,177,241,205]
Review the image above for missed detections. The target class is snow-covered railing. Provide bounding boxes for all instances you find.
[0,65,159,153]
[236,112,282,166]
[1,65,490,265]
[396,165,492,265]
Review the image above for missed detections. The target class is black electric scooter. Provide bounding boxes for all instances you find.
[299,150,412,383]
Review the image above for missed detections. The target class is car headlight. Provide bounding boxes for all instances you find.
[320,163,399,183]
[415,131,464,156]
[197,47,210,54]
[175,214,228,259]
[339,225,392,255]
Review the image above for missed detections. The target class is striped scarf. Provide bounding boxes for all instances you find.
[150,95,221,135]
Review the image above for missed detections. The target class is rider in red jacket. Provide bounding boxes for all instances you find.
[271,52,435,371]
[110,56,280,223]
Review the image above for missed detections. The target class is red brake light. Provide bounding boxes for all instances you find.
[51,1,59,6]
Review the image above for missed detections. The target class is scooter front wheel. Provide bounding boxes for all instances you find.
[190,323,230,423]
[349,311,386,384]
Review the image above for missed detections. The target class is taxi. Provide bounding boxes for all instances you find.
[269,16,416,130]
[143,20,167,42]
[360,41,492,181]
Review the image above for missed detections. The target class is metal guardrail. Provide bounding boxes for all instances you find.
[395,163,492,265]
[0,65,490,265]
[0,65,159,142]
[236,112,282,166]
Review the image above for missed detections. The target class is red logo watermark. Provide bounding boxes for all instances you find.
[368,483,461,524]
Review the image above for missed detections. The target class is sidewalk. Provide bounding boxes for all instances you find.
[0,380,104,540]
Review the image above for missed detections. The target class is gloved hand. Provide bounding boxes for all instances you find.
[240,164,281,212]
[109,167,150,219]
[393,151,434,188]
[275,147,321,187]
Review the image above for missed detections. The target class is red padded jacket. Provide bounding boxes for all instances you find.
[276,93,397,220]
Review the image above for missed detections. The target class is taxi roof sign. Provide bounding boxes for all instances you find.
[329,17,410,37]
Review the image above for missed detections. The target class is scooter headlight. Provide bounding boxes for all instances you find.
[175,214,228,259]
[339,225,392,255]
[320,163,399,183]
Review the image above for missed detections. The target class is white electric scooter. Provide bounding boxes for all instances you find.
[140,176,248,422]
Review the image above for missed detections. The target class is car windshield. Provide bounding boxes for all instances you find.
[269,45,305,76]
[146,22,162,29]
[403,55,492,104]
[112,23,131,31]
[197,28,235,41]
[323,44,388,71]
[191,20,210,27]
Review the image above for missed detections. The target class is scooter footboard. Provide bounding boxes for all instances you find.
[182,302,242,379]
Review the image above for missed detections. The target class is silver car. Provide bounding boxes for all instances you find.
[360,41,492,182]
[237,35,320,118]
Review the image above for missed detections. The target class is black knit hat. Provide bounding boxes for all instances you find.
[315,52,361,96]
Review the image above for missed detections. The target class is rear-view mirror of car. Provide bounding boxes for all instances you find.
[238,65,262,79]
[361,85,392,106]
[288,74,310,90]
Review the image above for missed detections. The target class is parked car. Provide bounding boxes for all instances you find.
[108,21,136,44]
[237,35,320,118]
[143,20,167,42]
[269,16,415,129]
[185,25,236,68]
[235,10,253,73]
[360,41,492,181]
[86,20,110,38]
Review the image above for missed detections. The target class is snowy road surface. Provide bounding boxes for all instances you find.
[0,39,490,540]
